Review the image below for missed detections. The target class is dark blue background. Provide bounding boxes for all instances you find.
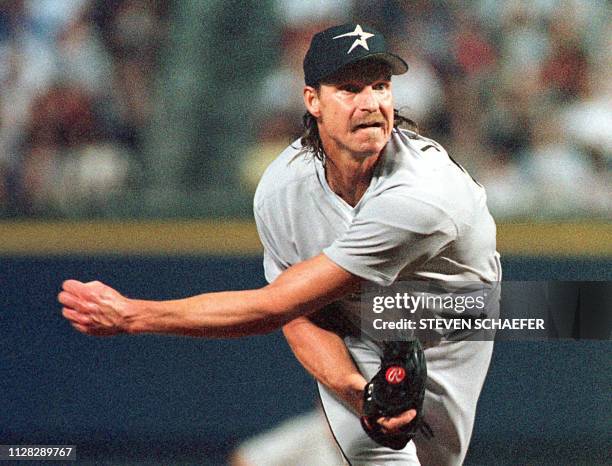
[1,256,610,465]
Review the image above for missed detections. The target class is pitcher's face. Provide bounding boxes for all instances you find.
[304,61,394,157]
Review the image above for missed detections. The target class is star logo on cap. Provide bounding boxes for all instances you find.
[333,24,375,54]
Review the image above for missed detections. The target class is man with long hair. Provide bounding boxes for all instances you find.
[60,24,501,465]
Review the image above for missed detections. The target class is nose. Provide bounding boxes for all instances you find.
[355,86,378,112]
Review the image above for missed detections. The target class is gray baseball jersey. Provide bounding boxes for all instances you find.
[254,128,501,465]
[255,128,500,319]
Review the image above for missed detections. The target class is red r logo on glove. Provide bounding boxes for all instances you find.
[385,366,406,384]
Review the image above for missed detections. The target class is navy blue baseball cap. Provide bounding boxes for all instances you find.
[303,23,408,86]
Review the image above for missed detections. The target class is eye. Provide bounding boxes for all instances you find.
[339,84,360,93]
[373,81,390,91]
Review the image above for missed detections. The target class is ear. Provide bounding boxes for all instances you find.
[303,86,321,117]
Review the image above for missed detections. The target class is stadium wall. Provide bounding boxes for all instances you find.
[1,222,610,464]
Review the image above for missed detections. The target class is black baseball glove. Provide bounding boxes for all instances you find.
[360,340,429,450]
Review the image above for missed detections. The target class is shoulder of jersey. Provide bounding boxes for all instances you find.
[254,139,317,206]
[395,128,448,155]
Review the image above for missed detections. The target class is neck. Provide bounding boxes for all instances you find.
[324,149,381,207]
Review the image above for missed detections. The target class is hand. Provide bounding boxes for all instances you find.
[58,280,131,336]
[344,375,418,432]
[375,408,417,434]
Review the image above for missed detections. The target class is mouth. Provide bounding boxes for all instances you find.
[353,121,385,131]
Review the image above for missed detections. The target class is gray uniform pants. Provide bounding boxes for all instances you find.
[318,337,494,466]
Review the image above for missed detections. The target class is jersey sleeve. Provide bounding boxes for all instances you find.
[323,192,457,286]
[254,208,288,284]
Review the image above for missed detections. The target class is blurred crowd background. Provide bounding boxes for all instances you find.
[0,0,609,220]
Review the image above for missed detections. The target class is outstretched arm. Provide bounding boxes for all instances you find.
[59,254,359,338]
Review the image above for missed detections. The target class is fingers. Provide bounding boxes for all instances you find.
[58,290,101,316]
[377,408,417,433]
[59,279,124,337]
[67,319,116,336]
[61,279,88,296]
[69,320,91,334]
[63,306,94,336]
[59,280,98,331]
[59,278,110,312]
[58,290,84,310]
[62,279,104,297]
[63,306,120,336]
[69,320,116,336]
[62,307,92,326]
